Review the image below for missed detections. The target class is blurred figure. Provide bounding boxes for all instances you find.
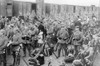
[57,27,69,58]
[72,25,83,57]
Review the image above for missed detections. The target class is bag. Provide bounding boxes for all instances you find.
[0,36,8,50]
[64,55,74,63]
[72,60,83,66]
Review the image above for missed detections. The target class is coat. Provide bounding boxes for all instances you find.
[0,35,9,50]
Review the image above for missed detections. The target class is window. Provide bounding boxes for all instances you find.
[57,5,61,14]
[45,4,50,15]
[73,6,76,13]
[7,3,12,5]
[84,7,85,11]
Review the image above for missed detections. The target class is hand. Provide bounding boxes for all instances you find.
[37,60,40,65]
[7,41,12,47]
[85,57,88,60]
[20,44,23,48]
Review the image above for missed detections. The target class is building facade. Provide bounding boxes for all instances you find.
[44,3,99,19]
[0,0,99,18]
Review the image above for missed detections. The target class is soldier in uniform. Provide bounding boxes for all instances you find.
[22,27,33,57]
[57,27,69,58]
[0,29,9,66]
[72,23,83,57]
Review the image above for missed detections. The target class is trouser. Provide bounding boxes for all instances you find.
[97,44,100,53]
[12,51,20,66]
[58,43,67,57]
[49,47,54,56]
[0,50,6,66]
[11,44,21,66]
[44,45,54,56]
[6,47,11,55]
[23,44,32,57]
[54,43,59,51]
[32,40,38,48]
[74,45,81,57]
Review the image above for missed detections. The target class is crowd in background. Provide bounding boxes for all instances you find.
[0,10,100,66]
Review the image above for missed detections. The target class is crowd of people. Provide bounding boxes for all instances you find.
[0,11,100,66]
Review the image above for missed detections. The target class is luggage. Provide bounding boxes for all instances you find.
[29,54,44,65]
[72,60,83,66]
[64,54,74,63]
[0,36,8,50]
[37,54,44,65]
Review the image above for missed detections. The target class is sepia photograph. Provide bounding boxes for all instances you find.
[0,0,100,66]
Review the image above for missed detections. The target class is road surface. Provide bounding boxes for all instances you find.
[5,48,100,66]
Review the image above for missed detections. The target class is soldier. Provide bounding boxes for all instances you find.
[57,27,69,58]
[29,24,39,49]
[22,28,33,57]
[6,24,15,41]
[72,25,83,57]
[0,29,9,66]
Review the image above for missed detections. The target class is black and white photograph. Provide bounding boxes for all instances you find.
[0,0,100,66]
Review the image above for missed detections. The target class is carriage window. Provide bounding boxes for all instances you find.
[58,5,61,14]
[84,7,85,11]
[45,4,50,15]
[73,6,76,13]
[32,3,36,13]
[7,3,12,5]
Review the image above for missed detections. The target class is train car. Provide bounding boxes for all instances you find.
[0,0,7,17]
[0,0,36,17]
[0,0,13,17]
[0,0,45,17]
[13,1,33,16]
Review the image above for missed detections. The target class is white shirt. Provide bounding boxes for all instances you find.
[38,31,43,43]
